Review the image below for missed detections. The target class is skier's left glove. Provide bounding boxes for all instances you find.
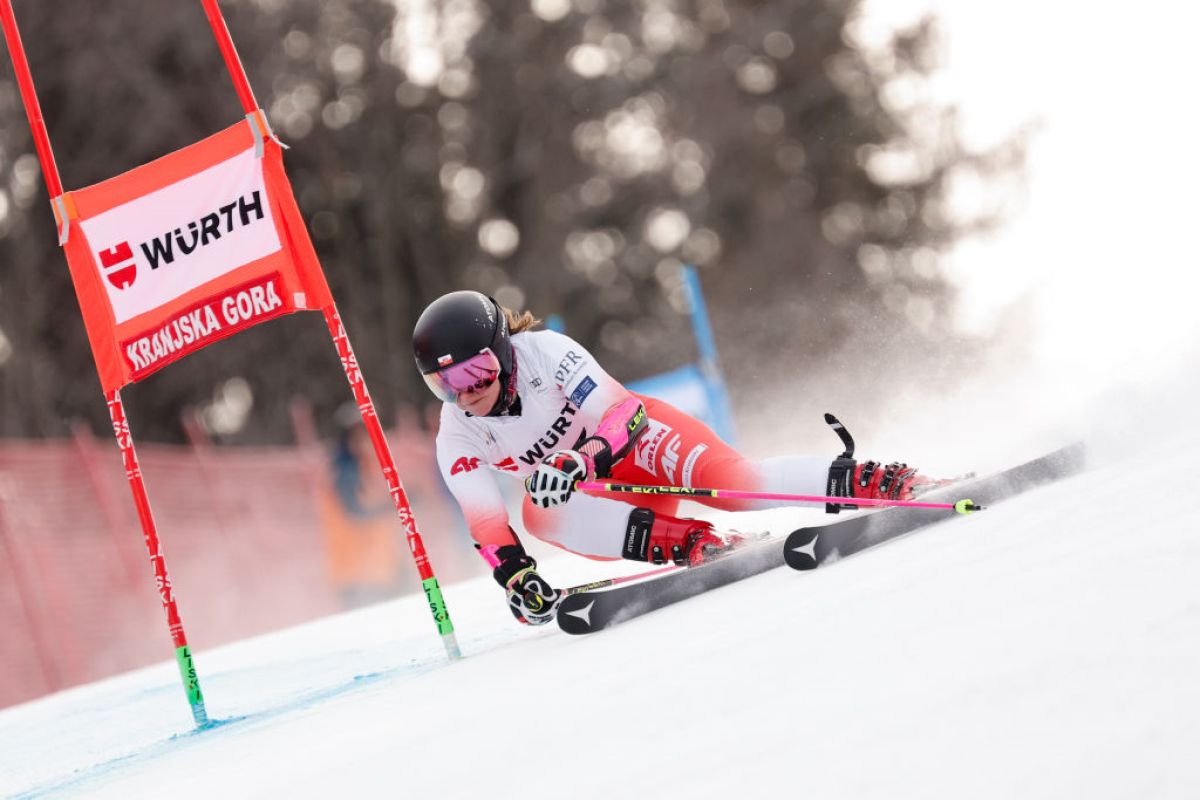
[489,543,562,625]
[525,449,591,508]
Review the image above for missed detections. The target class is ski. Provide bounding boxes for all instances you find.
[556,534,786,635]
[784,441,1086,569]
[557,442,1086,634]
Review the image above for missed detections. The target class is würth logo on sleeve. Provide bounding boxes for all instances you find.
[99,242,138,289]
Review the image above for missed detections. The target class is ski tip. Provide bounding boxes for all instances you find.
[954,499,984,515]
[556,597,600,635]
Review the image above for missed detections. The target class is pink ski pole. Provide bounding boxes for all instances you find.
[577,481,983,515]
[561,564,681,595]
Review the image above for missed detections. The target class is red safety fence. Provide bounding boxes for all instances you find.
[0,419,478,710]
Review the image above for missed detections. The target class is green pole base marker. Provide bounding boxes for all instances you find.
[175,644,209,726]
[422,577,456,636]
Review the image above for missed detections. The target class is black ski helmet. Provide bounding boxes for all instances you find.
[413,291,516,410]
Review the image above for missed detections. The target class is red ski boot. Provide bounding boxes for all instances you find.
[823,412,957,511]
[851,460,942,501]
[621,508,742,567]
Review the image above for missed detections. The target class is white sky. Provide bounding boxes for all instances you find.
[870,1,1200,394]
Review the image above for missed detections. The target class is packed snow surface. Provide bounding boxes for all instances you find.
[2,379,1198,799]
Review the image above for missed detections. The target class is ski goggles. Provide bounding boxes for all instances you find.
[422,349,501,403]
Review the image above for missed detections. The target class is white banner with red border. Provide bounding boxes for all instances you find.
[56,114,333,392]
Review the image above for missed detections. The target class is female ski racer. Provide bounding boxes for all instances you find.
[414,290,939,625]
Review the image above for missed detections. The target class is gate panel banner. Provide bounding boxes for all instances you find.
[55,113,333,392]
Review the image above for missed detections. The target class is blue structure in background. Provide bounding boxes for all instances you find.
[548,266,736,445]
[677,265,737,444]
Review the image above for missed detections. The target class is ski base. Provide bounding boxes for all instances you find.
[556,536,785,635]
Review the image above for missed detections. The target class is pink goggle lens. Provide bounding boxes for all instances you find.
[423,350,501,402]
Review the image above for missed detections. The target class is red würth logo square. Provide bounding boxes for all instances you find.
[99,242,138,289]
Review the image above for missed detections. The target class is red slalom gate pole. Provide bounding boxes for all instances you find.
[324,308,461,659]
[0,1,61,197]
[1,1,209,726]
[199,0,258,114]
[108,393,208,725]
[199,0,461,658]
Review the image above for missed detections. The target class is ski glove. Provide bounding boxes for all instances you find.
[525,449,590,508]
[506,567,561,625]
[489,543,561,625]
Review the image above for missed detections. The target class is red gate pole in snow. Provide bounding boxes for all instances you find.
[199,0,461,658]
[323,308,459,655]
[107,393,208,722]
[0,1,209,726]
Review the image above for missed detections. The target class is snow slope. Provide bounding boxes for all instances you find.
[2,381,1199,799]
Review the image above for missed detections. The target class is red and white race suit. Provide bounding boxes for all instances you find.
[435,330,830,561]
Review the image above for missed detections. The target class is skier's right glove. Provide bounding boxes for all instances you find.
[488,543,562,626]
[525,449,590,508]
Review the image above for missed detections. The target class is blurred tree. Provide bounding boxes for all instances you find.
[0,0,1022,442]
[462,0,1024,404]
[0,0,430,441]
